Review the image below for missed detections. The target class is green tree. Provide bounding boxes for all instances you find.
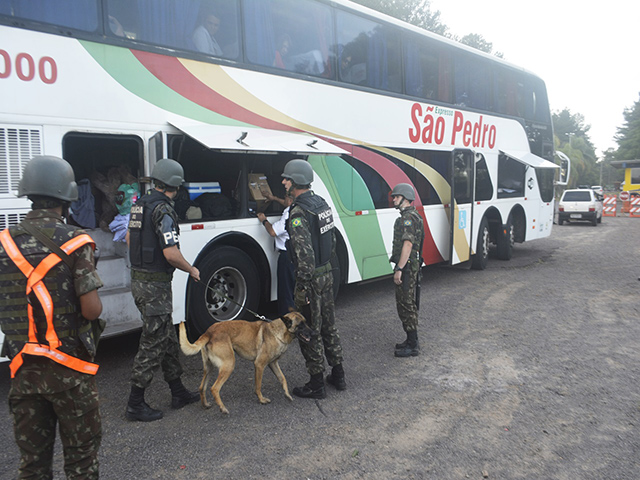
[352,0,448,35]
[457,33,503,57]
[353,1,505,57]
[552,109,598,188]
[614,93,640,160]
[600,148,623,190]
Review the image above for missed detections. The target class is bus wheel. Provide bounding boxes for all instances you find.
[471,217,490,270]
[496,215,514,260]
[188,246,260,336]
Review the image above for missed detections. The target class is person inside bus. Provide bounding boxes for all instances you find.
[257,192,295,316]
[273,33,291,69]
[192,11,223,56]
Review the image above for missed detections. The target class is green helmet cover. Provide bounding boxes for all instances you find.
[282,159,313,186]
[18,155,78,202]
[391,183,415,202]
[151,158,184,187]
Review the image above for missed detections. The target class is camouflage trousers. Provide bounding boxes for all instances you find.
[295,272,343,376]
[395,266,419,332]
[9,376,101,480]
[130,279,183,389]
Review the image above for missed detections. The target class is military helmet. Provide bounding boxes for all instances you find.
[391,183,415,202]
[282,159,313,186]
[151,158,184,187]
[18,155,78,202]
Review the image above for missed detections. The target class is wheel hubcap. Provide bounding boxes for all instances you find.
[205,267,248,321]
[481,227,490,257]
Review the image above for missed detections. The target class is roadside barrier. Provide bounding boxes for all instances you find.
[602,195,617,217]
[630,197,640,218]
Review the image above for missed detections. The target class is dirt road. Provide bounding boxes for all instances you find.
[1,216,638,479]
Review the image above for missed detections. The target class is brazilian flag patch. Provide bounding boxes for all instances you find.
[291,218,302,227]
[404,219,412,226]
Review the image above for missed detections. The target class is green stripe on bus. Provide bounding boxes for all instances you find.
[79,42,250,128]
[309,155,390,280]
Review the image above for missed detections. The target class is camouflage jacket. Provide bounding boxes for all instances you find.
[391,206,424,272]
[0,210,103,393]
[287,192,335,287]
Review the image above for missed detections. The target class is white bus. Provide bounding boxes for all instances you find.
[0,0,563,347]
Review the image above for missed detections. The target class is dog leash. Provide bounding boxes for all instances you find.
[193,279,271,322]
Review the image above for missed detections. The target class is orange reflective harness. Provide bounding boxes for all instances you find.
[0,229,99,378]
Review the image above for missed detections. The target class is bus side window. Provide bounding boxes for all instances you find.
[335,10,401,93]
[475,154,493,201]
[2,0,99,32]
[403,35,440,100]
[244,0,333,78]
[497,154,526,198]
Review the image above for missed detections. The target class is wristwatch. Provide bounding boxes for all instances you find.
[394,265,404,272]
[262,219,268,226]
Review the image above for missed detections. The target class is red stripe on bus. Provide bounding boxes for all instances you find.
[131,50,291,132]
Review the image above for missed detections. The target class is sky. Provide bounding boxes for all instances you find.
[428,0,639,156]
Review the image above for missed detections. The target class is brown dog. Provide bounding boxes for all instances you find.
[178,312,309,414]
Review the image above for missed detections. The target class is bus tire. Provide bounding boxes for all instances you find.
[188,246,260,337]
[471,217,490,270]
[496,215,514,260]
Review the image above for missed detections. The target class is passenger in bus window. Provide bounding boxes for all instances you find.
[257,193,295,316]
[192,11,223,56]
[274,33,291,69]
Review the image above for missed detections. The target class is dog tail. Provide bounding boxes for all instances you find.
[178,322,207,356]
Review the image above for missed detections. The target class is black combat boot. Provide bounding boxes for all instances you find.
[125,385,163,422]
[394,330,419,357]
[293,373,326,399]
[395,331,410,350]
[168,378,200,409]
[326,363,347,391]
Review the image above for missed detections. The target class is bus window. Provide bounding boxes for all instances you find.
[494,68,525,118]
[454,54,491,110]
[527,77,551,123]
[452,150,473,204]
[475,154,493,201]
[244,0,333,78]
[0,0,98,32]
[497,154,526,198]
[535,167,554,203]
[336,10,402,92]
[404,35,444,101]
[105,0,240,59]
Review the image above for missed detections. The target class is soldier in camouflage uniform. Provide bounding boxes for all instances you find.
[126,158,200,422]
[0,156,104,479]
[390,183,424,357]
[282,159,345,399]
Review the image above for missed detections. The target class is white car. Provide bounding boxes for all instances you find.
[591,185,604,198]
[558,189,603,226]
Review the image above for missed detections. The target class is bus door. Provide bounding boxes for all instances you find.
[449,149,475,265]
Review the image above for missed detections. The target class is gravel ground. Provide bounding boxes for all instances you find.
[0,215,639,480]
